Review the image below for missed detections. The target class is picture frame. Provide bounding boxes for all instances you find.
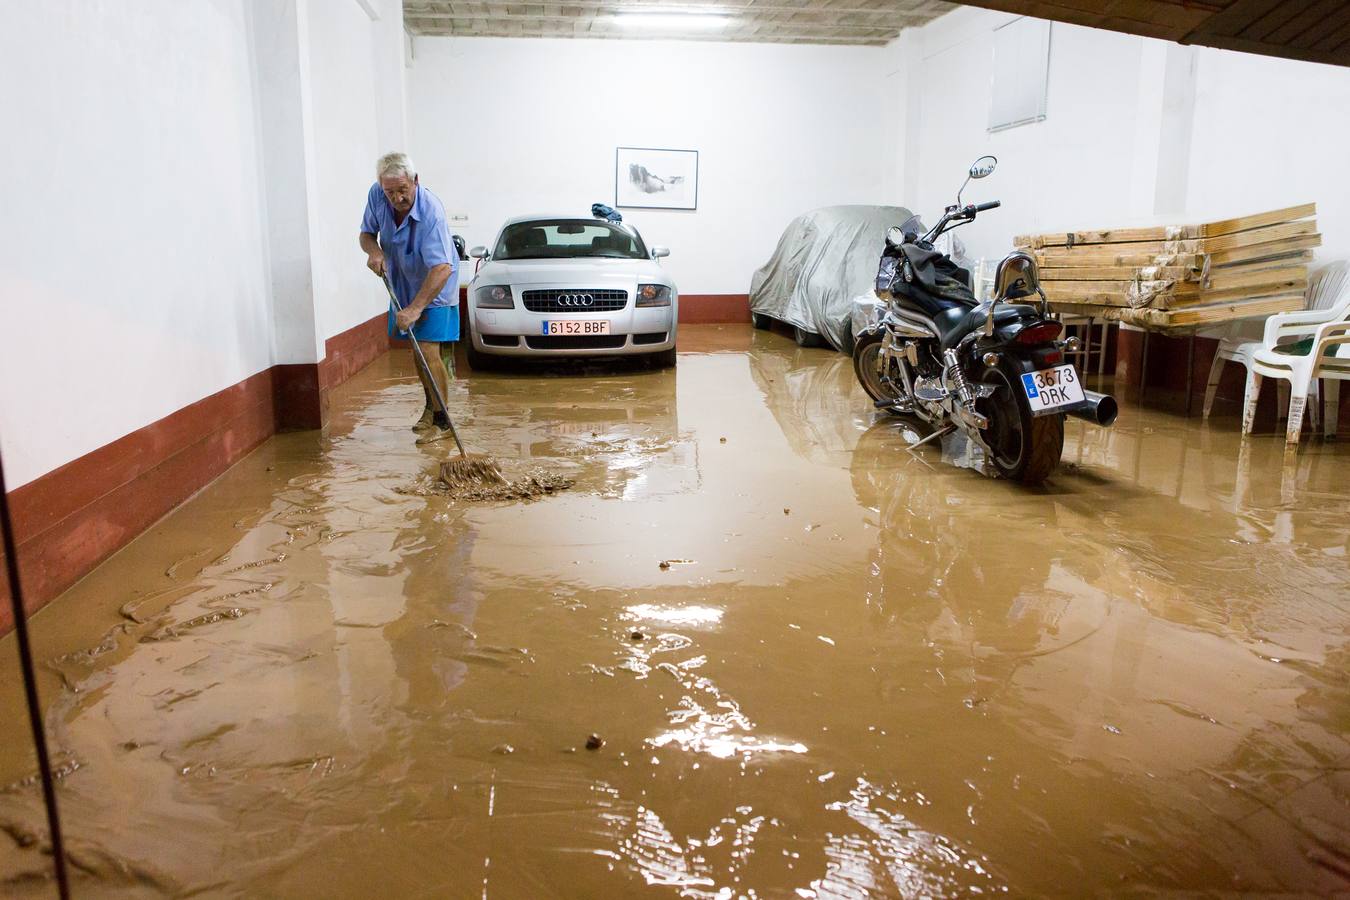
[615,147,699,211]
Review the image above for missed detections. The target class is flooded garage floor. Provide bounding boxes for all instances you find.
[2,324,1348,897]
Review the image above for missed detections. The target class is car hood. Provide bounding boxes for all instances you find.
[474,258,671,286]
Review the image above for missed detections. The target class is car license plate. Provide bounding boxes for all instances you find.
[1021,364,1085,415]
[542,320,610,336]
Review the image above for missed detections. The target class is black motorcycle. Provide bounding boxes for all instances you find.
[852,156,1117,484]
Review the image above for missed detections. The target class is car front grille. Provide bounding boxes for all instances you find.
[525,335,628,350]
[522,289,628,313]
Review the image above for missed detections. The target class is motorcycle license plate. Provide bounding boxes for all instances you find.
[1021,365,1085,415]
[542,320,610,336]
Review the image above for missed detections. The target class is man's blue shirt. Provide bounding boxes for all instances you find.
[361,182,458,308]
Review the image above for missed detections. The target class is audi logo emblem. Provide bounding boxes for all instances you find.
[556,293,595,307]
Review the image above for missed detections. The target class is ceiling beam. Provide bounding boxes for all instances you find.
[409,24,891,42]
[407,12,903,30]
[405,3,934,20]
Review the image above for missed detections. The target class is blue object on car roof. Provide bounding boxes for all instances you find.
[591,203,623,223]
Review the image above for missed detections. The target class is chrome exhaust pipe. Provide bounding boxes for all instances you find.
[1065,390,1118,427]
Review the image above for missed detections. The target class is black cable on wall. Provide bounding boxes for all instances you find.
[0,445,71,898]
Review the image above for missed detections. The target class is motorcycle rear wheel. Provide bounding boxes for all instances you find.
[853,333,900,404]
[977,362,1063,484]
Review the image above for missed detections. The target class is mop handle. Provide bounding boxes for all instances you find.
[383,277,468,458]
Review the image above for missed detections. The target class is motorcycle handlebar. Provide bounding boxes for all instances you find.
[924,199,1002,242]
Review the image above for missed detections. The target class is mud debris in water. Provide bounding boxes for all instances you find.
[2,756,82,795]
[0,818,38,848]
[630,631,646,641]
[585,734,605,751]
[139,607,248,642]
[439,468,574,502]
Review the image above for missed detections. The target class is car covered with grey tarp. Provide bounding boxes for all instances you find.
[748,204,913,352]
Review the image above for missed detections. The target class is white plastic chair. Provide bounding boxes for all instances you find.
[1245,320,1350,443]
[1204,261,1350,427]
[1238,263,1350,444]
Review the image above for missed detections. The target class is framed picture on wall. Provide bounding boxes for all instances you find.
[615,147,699,210]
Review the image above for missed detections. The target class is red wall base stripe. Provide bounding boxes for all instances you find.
[0,312,390,633]
[679,295,750,324]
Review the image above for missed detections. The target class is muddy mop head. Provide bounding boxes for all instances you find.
[439,454,506,488]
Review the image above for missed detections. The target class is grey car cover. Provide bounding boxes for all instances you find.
[749,205,913,352]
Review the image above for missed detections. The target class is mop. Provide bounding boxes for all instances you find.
[383,276,505,487]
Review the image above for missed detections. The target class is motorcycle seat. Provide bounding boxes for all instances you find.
[894,289,974,322]
[934,303,1039,350]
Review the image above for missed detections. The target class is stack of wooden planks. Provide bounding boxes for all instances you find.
[1014,203,1318,330]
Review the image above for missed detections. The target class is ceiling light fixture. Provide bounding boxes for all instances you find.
[621,5,732,14]
[608,10,733,29]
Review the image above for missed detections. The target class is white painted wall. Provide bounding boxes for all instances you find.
[1186,50,1350,265]
[886,7,1350,268]
[0,0,273,489]
[882,7,1152,263]
[0,0,407,490]
[308,0,407,342]
[406,37,887,295]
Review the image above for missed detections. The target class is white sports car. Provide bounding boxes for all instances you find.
[465,216,678,368]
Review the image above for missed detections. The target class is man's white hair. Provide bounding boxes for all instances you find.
[376,151,416,180]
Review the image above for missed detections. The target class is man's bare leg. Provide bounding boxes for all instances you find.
[415,343,456,429]
[417,341,451,424]
[410,346,436,430]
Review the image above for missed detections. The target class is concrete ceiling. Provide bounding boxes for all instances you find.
[953,0,1350,67]
[402,0,955,46]
[404,0,1350,62]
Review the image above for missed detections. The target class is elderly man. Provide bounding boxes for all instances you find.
[359,152,459,437]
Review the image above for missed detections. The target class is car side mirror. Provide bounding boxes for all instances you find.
[651,246,670,259]
[469,246,489,259]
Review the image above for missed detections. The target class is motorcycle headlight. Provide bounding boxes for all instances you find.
[475,284,514,309]
[636,284,672,307]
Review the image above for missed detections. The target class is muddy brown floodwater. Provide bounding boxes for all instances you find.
[2,325,1348,897]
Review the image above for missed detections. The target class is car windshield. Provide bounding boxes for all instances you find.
[493,220,648,261]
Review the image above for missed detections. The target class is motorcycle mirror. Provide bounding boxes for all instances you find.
[885,225,904,248]
[969,155,997,179]
[956,155,997,207]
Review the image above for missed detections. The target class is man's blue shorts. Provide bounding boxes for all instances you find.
[388,304,460,343]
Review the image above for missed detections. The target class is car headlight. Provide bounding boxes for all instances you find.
[636,284,672,307]
[475,284,514,309]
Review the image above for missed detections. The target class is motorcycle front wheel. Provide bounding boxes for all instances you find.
[976,361,1063,484]
[853,333,900,404]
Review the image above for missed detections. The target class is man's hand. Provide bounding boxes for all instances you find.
[367,250,386,277]
[394,305,421,333]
